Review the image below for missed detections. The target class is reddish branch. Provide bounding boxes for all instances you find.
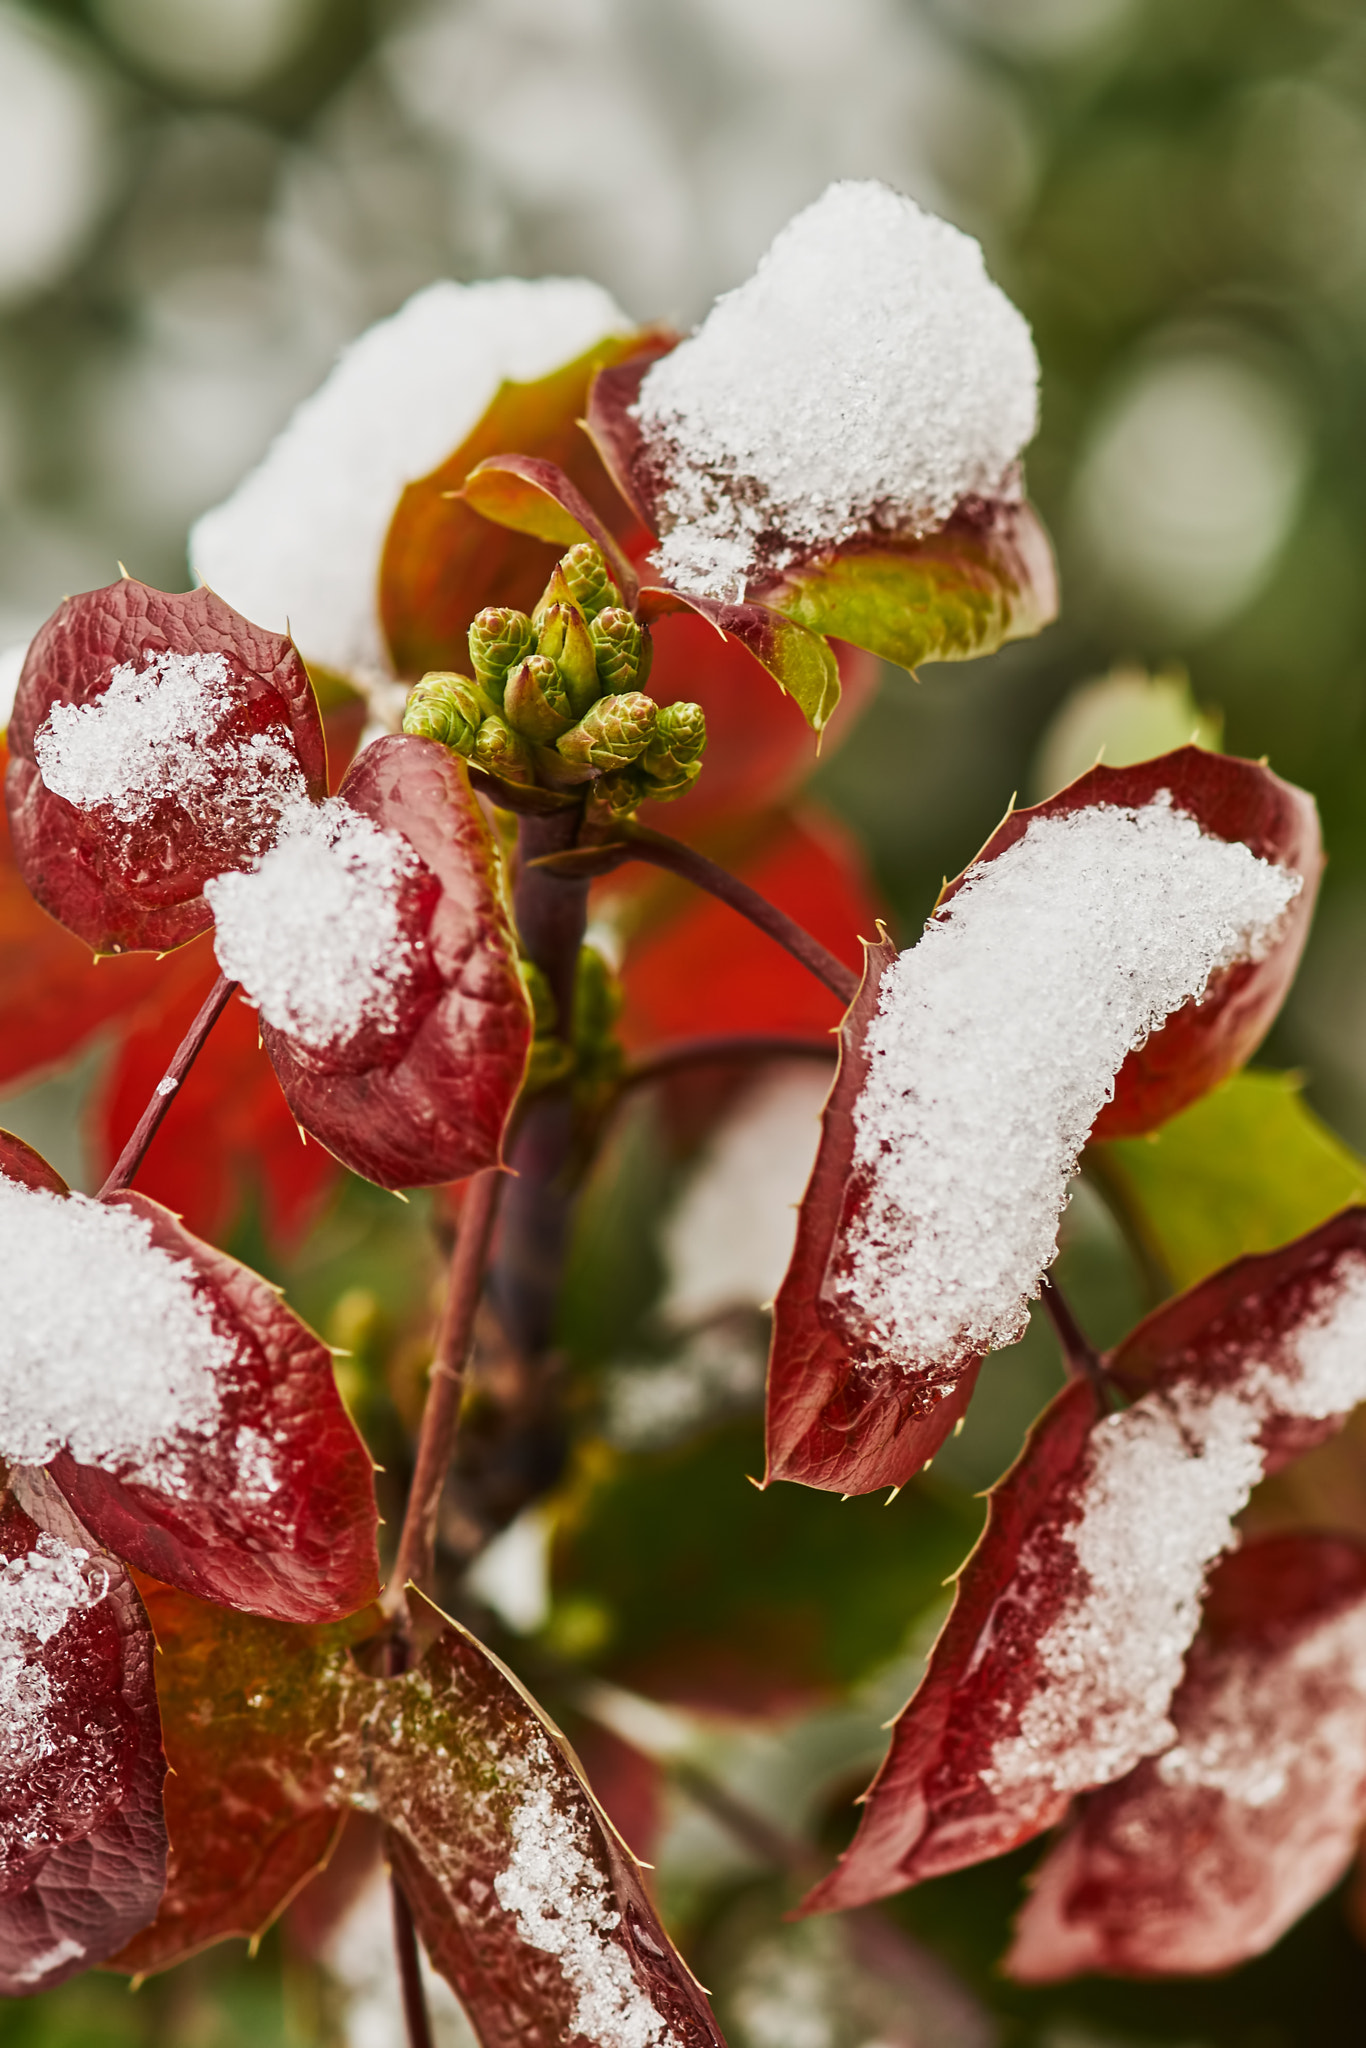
[529,821,860,1005]
[1040,1272,1116,1405]
[391,1167,505,1604]
[97,971,238,1198]
[390,1873,435,2048]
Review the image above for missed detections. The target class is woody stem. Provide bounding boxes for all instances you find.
[97,971,237,1199]
[390,1166,505,1607]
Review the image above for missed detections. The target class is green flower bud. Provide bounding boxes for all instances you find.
[473,712,536,785]
[639,760,702,804]
[559,542,620,621]
[535,601,599,716]
[402,672,484,755]
[503,654,574,744]
[468,607,534,699]
[531,563,577,632]
[642,700,707,782]
[589,607,648,694]
[590,766,650,819]
[556,691,658,771]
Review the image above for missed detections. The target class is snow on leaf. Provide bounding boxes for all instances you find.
[767,750,1319,1498]
[0,1469,165,1995]
[802,1210,1366,1911]
[193,279,633,689]
[628,182,1038,604]
[0,1145,378,1622]
[117,1587,726,2046]
[1007,1533,1366,1981]
[246,736,532,1189]
[5,581,326,955]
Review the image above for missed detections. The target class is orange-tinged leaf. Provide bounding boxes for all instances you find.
[380,332,659,682]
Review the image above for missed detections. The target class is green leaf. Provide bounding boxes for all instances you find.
[756,500,1057,677]
[457,454,639,603]
[1089,1069,1366,1294]
[639,586,841,731]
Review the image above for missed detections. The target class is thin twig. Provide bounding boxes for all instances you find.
[530,824,859,1004]
[621,1032,837,1094]
[390,1168,505,1607]
[97,971,238,1199]
[1040,1272,1116,1405]
[389,1866,435,2048]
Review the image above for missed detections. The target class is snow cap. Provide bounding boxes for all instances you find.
[636,180,1040,600]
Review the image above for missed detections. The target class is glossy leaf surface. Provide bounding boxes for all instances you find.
[48,1189,379,1624]
[1008,1534,1366,1981]
[765,934,985,1495]
[0,1470,166,1995]
[257,737,532,1189]
[119,1586,726,2046]
[1091,1068,1366,1293]
[458,454,639,604]
[6,581,326,956]
[804,1209,1366,1912]
[639,585,842,733]
[753,499,1059,677]
[380,334,654,681]
[0,1128,69,1196]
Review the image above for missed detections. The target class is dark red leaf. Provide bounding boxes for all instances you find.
[1007,1533,1366,1981]
[0,732,166,1089]
[767,747,1321,1503]
[5,581,326,956]
[112,1583,371,1976]
[0,1129,68,1196]
[974,749,1320,1141]
[803,1209,1366,1912]
[38,1187,379,1624]
[117,1586,726,2045]
[583,346,677,533]
[765,934,983,1496]
[254,737,532,1189]
[0,1470,166,1994]
[381,1612,725,2048]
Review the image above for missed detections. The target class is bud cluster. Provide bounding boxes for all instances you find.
[401,542,705,816]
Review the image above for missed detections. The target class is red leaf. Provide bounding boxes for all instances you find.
[611,803,880,1053]
[0,1470,166,1994]
[766,933,983,1495]
[1007,1533,1366,1981]
[0,1128,69,1195]
[118,1587,726,2045]
[6,581,326,956]
[802,1210,1366,1911]
[1,1178,382,1625]
[767,747,1320,1502]
[0,733,165,1088]
[967,750,1320,1141]
[252,737,532,1189]
[583,345,676,533]
[381,1614,725,2048]
[113,1584,370,1977]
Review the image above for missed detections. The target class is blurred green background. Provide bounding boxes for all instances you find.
[5,0,1366,2042]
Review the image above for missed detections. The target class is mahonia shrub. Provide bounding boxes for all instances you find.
[0,176,1360,2040]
